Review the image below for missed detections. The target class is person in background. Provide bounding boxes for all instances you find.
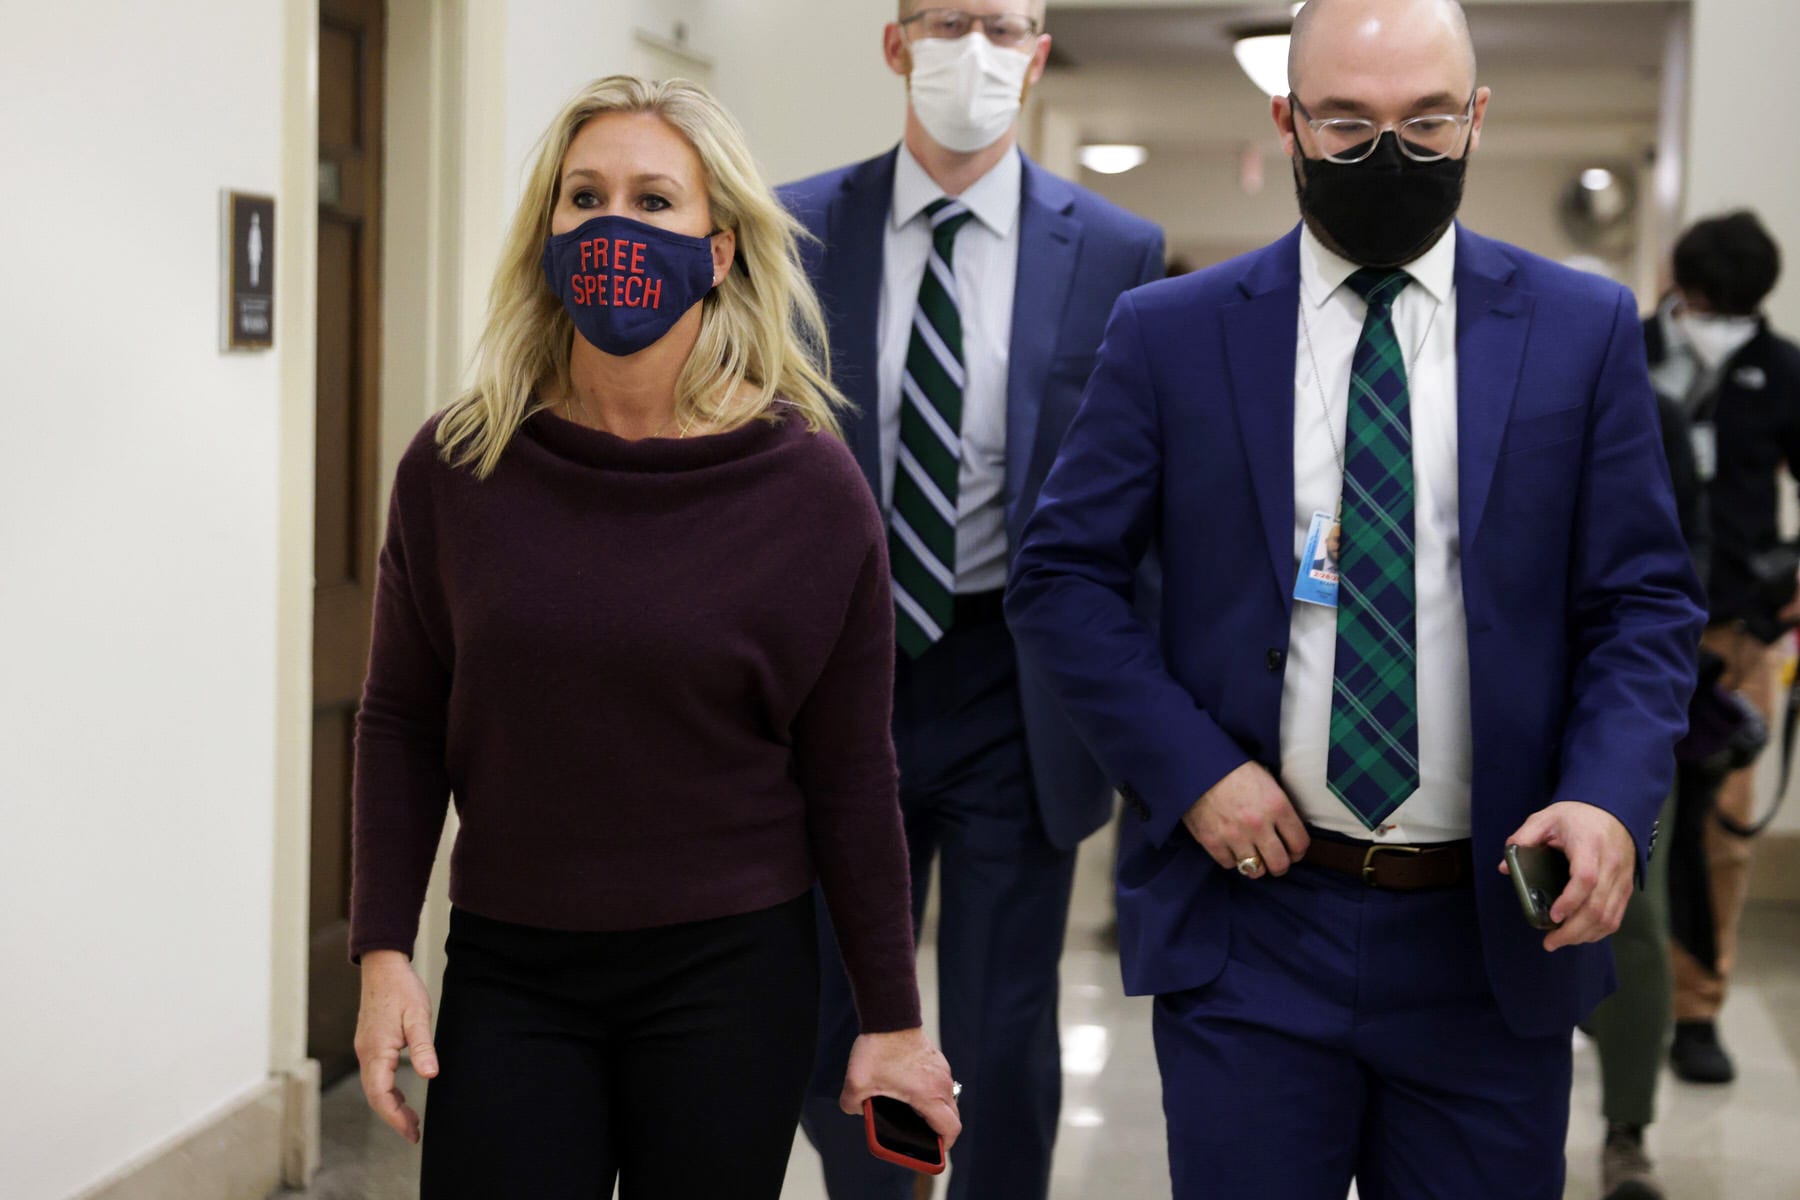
[1581,384,1709,1200]
[348,75,957,1199]
[1646,210,1800,1085]
[780,4,1163,1197]
[1004,0,1705,1195]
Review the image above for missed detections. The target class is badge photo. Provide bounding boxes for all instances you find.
[1294,510,1341,608]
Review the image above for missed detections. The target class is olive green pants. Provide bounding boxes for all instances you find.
[1587,790,1678,1127]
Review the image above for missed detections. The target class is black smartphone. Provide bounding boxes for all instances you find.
[1505,843,1571,931]
[863,1096,946,1175]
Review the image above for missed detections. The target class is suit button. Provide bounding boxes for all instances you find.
[1266,649,1285,672]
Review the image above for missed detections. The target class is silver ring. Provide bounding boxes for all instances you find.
[952,1081,963,1100]
[1236,855,1264,877]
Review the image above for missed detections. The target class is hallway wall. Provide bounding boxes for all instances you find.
[0,4,288,1199]
[706,0,911,185]
[500,0,708,211]
[493,0,903,216]
[1687,0,1797,333]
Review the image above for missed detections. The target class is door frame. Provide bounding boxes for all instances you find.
[269,0,506,1183]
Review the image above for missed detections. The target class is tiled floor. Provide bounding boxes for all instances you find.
[283,828,1800,1199]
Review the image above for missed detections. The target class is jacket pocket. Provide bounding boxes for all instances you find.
[1501,405,1587,456]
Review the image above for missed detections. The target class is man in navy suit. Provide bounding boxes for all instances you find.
[780,3,1162,1197]
[1006,1,1704,1196]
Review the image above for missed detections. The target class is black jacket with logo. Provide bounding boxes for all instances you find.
[1645,316,1800,626]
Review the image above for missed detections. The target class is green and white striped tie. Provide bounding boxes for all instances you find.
[891,198,976,659]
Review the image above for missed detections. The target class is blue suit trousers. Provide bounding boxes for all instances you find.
[801,619,1077,1200]
[1154,856,1573,1199]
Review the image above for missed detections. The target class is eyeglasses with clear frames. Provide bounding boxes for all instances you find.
[1289,93,1478,164]
[899,8,1044,50]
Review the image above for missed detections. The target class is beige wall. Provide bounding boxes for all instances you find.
[500,0,709,213]
[1686,0,1798,332]
[0,4,290,1198]
[491,0,903,204]
[708,0,909,185]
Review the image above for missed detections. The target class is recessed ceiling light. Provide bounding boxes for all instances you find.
[1233,28,1292,97]
[1080,144,1150,175]
[1581,167,1617,192]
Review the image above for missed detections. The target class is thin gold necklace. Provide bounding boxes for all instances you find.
[563,392,692,439]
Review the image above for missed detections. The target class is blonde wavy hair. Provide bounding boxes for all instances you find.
[437,76,847,477]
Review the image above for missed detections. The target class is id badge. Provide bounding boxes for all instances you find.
[1294,510,1340,608]
[1690,422,1718,484]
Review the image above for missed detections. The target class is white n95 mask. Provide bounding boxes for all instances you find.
[908,33,1033,154]
[1681,313,1760,371]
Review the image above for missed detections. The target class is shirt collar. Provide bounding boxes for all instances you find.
[1299,222,1457,309]
[891,141,1022,238]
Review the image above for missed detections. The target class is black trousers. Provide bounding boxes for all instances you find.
[420,894,819,1199]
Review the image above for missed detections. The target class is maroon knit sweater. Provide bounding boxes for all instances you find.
[348,405,920,1032]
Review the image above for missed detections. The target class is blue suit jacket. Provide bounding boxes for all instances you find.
[781,148,1165,850]
[1005,225,1705,1036]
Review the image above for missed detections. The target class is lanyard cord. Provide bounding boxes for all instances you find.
[1298,288,1445,504]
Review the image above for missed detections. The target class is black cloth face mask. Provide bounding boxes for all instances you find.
[1293,131,1468,268]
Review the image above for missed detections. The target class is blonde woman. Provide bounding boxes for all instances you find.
[348,76,959,1197]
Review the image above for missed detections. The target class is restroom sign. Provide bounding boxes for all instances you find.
[222,190,275,351]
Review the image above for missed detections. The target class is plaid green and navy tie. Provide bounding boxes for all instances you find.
[1328,267,1421,828]
[891,198,976,659]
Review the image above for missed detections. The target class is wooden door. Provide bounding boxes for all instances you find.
[311,0,386,1086]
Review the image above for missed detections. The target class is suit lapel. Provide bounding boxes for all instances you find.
[1006,158,1082,524]
[1223,229,1303,607]
[1453,225,1533,550]
[822,151,897,493]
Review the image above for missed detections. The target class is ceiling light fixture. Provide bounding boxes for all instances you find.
[1080,144,1150,175]
[1233,29,1292,97]
[1233,5,1306,98]
[1581,167,1617,192]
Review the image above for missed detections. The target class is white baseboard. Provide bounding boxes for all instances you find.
[281,1059,322,1188]
[73,1062,320,1200]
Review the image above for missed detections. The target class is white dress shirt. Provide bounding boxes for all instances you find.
[1279,227,1474,843]
[878,143,1020,594]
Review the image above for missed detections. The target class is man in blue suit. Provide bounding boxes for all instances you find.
[780,3,1162,1197]
[1005,1,1704,1196]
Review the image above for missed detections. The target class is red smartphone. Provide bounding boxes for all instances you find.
[863,1096,946,1175]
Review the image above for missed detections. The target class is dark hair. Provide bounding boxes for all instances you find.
[1673,210,1782,316]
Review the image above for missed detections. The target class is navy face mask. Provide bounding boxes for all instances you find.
[540,214,718,356]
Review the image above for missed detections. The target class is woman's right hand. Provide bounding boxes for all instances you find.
[354,950,440,1144]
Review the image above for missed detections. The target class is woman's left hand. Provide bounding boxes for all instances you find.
[839,1027,962,1150]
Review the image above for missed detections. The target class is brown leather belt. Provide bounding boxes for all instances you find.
[1300,835,1474,890]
